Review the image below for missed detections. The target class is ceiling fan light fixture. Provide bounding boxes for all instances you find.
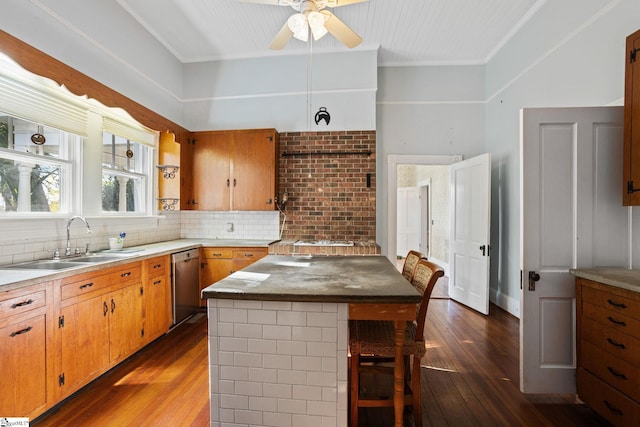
[307,11,328,40]
[287,13,309,41]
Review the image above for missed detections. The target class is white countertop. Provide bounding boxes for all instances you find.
[570,267,640,293]
[0,238,277,292]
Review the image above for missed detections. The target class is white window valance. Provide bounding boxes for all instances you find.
[0,54,158,147]
[0,56,89,136]
[102,114,158,148]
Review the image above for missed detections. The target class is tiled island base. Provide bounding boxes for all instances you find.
[208,298,348,427]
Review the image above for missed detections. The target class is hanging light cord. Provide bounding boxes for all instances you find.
[307,36,313,132]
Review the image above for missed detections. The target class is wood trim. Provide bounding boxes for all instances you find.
[0,29,191,143]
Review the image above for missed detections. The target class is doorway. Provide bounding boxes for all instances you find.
[396,165,450,270]
[386,154,462,274]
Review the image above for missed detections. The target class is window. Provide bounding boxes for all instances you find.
[0,114,79,213]
[101,131,152,214]
[0,55,158,218]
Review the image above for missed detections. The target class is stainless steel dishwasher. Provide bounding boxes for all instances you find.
[171,248,200,325]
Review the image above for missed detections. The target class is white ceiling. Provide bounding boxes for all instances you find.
[115,0,544,66]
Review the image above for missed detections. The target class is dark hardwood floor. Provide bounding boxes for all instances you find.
[34,301,609,427]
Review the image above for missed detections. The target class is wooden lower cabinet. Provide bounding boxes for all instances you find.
[59,293,110,395]
[59,262,144,398]
[0,255,173,419]
[576,278,640,426]
[143,255,172,343]
[199,247,268,307]
[0,282,52,418]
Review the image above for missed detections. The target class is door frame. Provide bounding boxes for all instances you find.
[386,154,462,268]
[420,182,431,258]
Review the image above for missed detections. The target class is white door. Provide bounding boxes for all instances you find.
[397,187,421,257]
[520,106,626,393]
[448,153,491,315]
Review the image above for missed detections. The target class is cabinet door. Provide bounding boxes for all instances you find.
[232,129,277,210]
[60,296,110,396]
[145,273,171,341]
[192,131,232,210]
[0,314,46,417]
[200,258,234,307]
[624,29,640,205]
[109,284,144,363]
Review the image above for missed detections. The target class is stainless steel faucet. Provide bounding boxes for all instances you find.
[66,216,92,256]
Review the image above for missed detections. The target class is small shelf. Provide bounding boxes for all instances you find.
[156,165,179,179]
[157,198,179,211]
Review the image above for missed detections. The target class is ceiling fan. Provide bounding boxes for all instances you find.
[237,0,367,50]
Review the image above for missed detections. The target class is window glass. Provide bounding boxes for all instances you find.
[0,114,75,213]
[101,131,150,214]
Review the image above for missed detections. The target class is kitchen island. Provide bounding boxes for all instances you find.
[202,255,421,427]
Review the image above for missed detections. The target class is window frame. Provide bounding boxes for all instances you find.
[0,129,78,216]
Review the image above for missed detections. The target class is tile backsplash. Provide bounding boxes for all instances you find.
[180,210,279,240]
[0,210,280,266]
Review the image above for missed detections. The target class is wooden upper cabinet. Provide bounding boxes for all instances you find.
[192,131,233,210]
[232,129,279,210]
[158,131,181,211]
[623,28,640,205]
[186,129,279,211]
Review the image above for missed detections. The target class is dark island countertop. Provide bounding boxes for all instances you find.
[201,254,422,304]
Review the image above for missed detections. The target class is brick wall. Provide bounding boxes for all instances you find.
[278,131,376,241]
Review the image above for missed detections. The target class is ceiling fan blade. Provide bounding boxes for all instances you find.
[324,0,368,7]
[323,11,362,48]
[269,21,294,50]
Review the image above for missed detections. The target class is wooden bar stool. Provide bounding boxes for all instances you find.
[349,259,444,427]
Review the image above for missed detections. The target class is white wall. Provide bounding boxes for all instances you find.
[485,0,640,309]
[182,49,377,131]
[376,65,486,254]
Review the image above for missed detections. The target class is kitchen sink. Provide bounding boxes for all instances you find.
[2,260,85,270]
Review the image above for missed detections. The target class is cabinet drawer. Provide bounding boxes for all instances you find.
[578,368,640,427]
[62,263,141,300]
[146,256,168,275]
[108,264,141,285]
[0,289,46,320]
[582,317,640,366]
[582,340,640,402]
[583,300,640,334]
[61,274,111,300]
[202,248,233,259]
[582,285,640,320]
[232,248,267,260]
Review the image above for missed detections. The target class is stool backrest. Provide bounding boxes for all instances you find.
[401,250,425,282]
[411,259,445,337]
